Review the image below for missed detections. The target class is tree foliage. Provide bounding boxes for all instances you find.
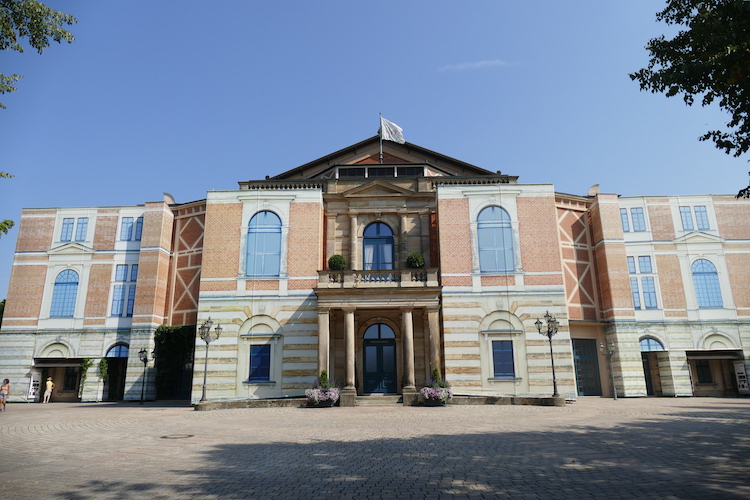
[0,172,13,237]
[1,0,77,108]
[630,1,750,163]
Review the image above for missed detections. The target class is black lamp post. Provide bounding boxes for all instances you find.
[600,341,617,400]
[199,317,222,402]
[138,348,153,405]
[535,311,560,397]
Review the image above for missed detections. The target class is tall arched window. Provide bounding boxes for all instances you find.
[50,269,79,317]
[478,206,514,273]
[106,344,129,357]
[246,211,282,277]
[363,222,394,270]
[639,338,665,352]
[691,259,723,308]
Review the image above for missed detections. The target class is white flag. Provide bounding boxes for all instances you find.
[379,116,405,144]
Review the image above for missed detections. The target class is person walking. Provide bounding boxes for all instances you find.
[0,379,9,411]
[43,377,54,403]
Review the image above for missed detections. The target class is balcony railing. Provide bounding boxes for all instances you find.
[317,268,439,288]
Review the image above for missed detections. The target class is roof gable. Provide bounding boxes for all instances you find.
[270,136,497,180]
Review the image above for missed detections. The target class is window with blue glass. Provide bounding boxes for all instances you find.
[478,206,515,273]
[246,211,282,277]
[492,340,515,377]
[120,218,133,241]
[620,209,630,232]
[74,218,88,242]
[694,206,710,230]
[691,259,723,308]
[248,344,271,381]
[111,264,137,317]
[680,206,710,231]
[363,222,394,270]
[628,256,658,309]
[106,344,129,357]
[639,338,665,352]
[50,269,79,317]
[630,208,646,232]
[134,217,143,241]
[679,206,694,230]
[60,218,74,242]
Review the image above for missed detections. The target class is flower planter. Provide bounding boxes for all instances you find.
[307,399,336,408]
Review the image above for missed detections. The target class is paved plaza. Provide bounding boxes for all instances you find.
[0,397,749,499]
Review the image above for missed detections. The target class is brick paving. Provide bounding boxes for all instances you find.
[0,397,749,499]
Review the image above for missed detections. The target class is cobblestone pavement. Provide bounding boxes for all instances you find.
[1,397,749,499]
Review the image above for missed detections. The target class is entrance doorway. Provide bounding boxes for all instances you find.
[105,344,129,401]
[572,339,602,396]
[363,323,397,393]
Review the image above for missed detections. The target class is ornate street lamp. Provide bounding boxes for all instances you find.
[535,311,560,397]
[600,341,618,400]
[199,317,222,402]
[138,348,154,405]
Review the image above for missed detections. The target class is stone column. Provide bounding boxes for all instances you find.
[317,308,330,376]
[341,307,357,407]
[349,214,358,270]
[400,214,409,265]
[401,308,418,406]
[427,306,441,376]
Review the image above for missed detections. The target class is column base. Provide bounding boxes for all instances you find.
[340,388,357,407]
[401,386,419,406]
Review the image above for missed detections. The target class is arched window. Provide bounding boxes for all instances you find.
[363,222,394,270]
[246,211,282,277]
[691,259,723,308]
[50,270,79,317]
[106,344,129,357]
[478,206,514,273]
[640,338,665,352]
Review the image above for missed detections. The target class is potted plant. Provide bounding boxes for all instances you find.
[406,252,425,269]
[328,254,346,271]
[420,368,453,406]
[305,370,340,408]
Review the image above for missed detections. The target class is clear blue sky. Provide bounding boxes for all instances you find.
[1,1,748,298]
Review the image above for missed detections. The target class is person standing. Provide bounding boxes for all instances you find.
[43,377,54,403]
[0,379,9,411]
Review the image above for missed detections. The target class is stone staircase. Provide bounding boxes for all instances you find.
[355,394,403,407]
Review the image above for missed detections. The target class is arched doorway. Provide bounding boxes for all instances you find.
[105,344,129,401]
[640,337,665,396]
[363,323,397,393]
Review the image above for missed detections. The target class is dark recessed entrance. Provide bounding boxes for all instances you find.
[363,323,397,394]
[572,339,602,396]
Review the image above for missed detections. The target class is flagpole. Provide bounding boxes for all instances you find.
[379,113,383,164]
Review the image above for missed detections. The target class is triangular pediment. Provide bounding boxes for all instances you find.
[342,180,415,198]
[267,136,499,181]
[674,231,724,244]
[48,242,95,255]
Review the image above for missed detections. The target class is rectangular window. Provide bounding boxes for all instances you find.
[74,218,88,242]
[695,360,712,384]
[63,367,79,391]
[620,209,630,233]
[126,285,136,317]
[491,340,515,377]
[630,277,641,309]
[638,256,652,274]
[680,206,694,230]
[248,345,271,381]
[627,256,636,274]
[134,217,143,241]
[631,208,646,232]
[61,218,74,242]
[111,284,126,316]
[694,206,710,230]
[120,218,134,241]
[130,264,138,282]
[115,264,128,281]
[642,277,658,309]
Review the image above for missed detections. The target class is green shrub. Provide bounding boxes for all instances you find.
[406,252,425,269]
[328,254,346,270]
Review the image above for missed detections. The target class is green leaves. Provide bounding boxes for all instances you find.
[630,0,750,158]
[1,0,77,108]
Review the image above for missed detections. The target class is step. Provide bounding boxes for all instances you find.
[355,395,403,406]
